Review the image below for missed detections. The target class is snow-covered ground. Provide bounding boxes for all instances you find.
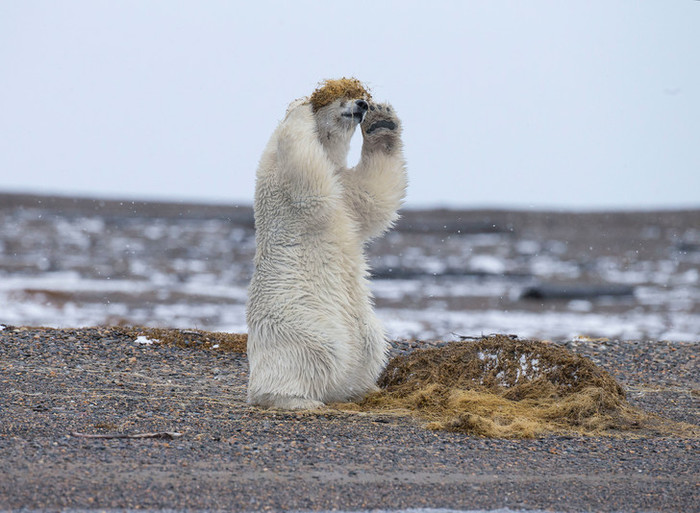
[1,195,698,342]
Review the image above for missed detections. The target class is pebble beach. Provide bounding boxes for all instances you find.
[1,326,698,512]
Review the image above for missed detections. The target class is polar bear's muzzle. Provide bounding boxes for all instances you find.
[341,99,369,122]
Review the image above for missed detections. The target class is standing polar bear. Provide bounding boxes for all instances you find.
[246,78,407,409]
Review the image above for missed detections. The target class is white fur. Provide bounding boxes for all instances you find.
[246,97,407,409]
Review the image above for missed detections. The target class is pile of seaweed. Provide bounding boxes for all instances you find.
[113,328,694,438]
[344,335,691,438]
[309,77,372,111]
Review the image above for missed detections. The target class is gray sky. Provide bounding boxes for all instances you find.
[1,1,699,209]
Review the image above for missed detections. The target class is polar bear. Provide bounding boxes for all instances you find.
[246,78,407,410]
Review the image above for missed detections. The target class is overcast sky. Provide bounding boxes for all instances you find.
[1,1,698,210]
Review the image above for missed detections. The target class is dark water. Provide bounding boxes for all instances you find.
[1,193,698,342]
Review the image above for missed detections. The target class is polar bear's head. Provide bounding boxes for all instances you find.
[314,97,370,137]
[308,78,372,166]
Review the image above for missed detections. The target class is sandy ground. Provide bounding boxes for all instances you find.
[1,326,698,512]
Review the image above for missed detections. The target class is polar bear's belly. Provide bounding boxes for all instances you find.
[252,232,369,325]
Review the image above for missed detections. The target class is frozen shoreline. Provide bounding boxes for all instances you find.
[2,193,699,342]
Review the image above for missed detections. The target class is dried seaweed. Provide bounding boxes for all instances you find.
[109,328,695,438]
[309,77,371,111]
[343,335,696,438]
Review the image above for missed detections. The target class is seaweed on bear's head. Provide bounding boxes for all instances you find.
[309,77,372,112]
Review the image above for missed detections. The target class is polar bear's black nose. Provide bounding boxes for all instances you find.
[355,99,369,112]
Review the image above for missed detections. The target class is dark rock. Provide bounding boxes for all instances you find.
[521,284,635,300]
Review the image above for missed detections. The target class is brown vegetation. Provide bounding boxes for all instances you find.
[339,336,697,438]
[309,77,372,111]
[111,329,695,438]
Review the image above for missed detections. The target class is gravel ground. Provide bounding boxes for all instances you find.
[1,326,698,512]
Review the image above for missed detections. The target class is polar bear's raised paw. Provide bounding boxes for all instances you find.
[362,102,401,153]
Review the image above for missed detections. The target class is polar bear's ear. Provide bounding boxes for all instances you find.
[285,97,311,117]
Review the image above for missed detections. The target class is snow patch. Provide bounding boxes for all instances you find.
[134,336,157,345]
[470,255,506,274]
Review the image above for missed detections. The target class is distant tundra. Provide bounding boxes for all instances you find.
[246,78,408,409]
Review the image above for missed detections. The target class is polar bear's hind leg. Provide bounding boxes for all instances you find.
[252,393,325,411]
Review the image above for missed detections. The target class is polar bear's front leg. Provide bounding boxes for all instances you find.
[339,103,407,241]
[275,102,338,214]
